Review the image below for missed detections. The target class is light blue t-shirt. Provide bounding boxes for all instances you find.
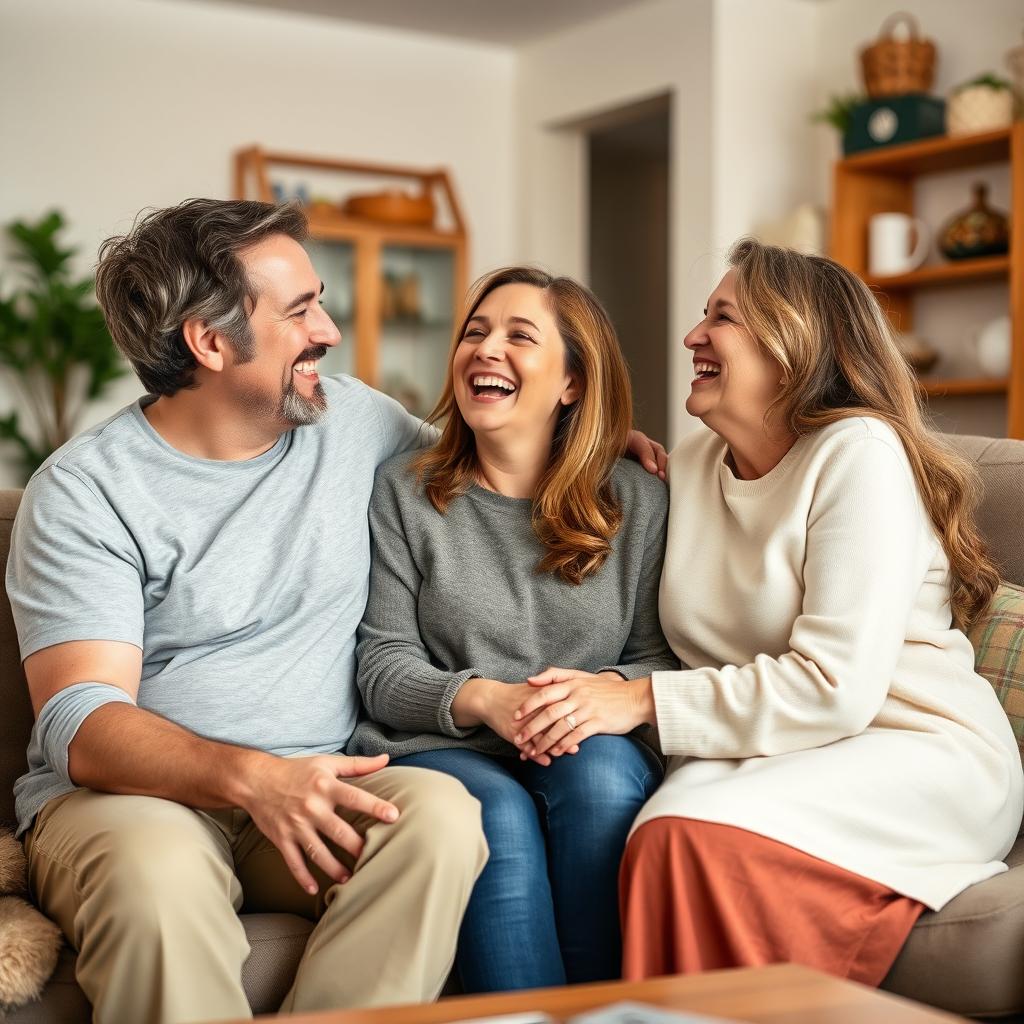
[7,375,424,833]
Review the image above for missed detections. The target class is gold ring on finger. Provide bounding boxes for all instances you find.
[305,842,316,858]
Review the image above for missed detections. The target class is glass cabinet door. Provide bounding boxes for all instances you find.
[377,245,457,419]
[305,238,355,379]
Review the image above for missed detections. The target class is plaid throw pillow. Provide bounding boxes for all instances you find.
[967,582,1024,766]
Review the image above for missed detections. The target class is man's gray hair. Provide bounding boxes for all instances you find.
[95,198,309,396]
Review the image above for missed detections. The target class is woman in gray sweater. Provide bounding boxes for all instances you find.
[350,267,677,992]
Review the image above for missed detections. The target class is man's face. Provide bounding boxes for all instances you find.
[231,234,341,427]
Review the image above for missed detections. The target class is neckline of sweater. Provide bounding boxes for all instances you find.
[717,433,809,497]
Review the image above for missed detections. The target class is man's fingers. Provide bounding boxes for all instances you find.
[319,810,367,860]
[332,780,400,824]
[280,839,320,896]
[515,682,570,720]
[303,832,351,885]
[334,753,390,778]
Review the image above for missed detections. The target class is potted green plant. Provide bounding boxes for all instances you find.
[810,93,871,154]
[0,212,125,481]
[947,73,1015,136]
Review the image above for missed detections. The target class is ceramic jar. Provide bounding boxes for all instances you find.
[939,183,1010,260]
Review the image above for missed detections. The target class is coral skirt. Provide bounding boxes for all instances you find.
[619,818,925,986]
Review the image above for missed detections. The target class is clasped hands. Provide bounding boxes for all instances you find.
[453,669,650,767]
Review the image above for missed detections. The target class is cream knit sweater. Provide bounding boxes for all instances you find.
[635,416,1023,910]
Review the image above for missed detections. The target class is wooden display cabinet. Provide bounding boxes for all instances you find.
[831,124,1024,438]
[234,147,468,417]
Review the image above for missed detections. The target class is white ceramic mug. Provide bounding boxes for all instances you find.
[868,213,931,277]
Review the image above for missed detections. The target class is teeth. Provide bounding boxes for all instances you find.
[472,375,516,392]
[694,361,720,375]
[295,361,318,375]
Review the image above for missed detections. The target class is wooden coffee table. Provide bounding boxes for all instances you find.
[232,964,964,1023]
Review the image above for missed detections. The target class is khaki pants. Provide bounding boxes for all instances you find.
[25,767,487,1024]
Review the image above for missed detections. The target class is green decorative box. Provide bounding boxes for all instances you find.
[843,94,945,155]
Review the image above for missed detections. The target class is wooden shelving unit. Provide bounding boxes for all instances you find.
[864,254,1009,290]
[234,147,468,395]
[919,377,1007,397]
[831,124,1023,434]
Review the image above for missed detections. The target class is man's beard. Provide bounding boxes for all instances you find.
[281,375,327,426]
[238,344,329,427]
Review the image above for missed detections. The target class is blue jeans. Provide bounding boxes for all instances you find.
[395,735,662,993]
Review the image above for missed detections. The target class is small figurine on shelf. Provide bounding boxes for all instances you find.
[939,183,1010,260]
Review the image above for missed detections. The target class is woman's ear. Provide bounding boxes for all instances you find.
[181,318,228,373]
[559,375,581,407]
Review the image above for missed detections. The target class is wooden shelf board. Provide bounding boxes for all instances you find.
[839,128,1011,177]
[306,212,463,245]
[919,377,1008,397]
[865,255,1010,290]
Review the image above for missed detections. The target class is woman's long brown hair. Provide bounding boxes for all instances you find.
[412,267,633,585]
[729,238,999,627]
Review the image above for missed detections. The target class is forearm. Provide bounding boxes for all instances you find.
[68,702,271,809]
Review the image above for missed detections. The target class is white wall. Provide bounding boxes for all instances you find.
[516,0,821,446]
[0,0,516,485]
[516,0,715,447]
[712,0,819,255]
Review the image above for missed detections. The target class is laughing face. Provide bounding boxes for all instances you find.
[452,282,578,443]
[684,269,783,435]
[232,234,341,427]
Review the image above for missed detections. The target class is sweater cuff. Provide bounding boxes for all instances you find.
[650,669,712,755]
[436,670,482,739]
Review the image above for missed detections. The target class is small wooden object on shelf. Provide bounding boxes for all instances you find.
[234,147,468,391]
[831,124,1024,437]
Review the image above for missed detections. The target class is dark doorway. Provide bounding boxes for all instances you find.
[587,96,670,443]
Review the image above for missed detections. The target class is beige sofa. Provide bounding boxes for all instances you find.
[2,434,1024,1021]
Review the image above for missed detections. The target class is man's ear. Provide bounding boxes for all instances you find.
[559,375,581,407]
[181,318,229,373]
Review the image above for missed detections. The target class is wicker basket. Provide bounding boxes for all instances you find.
[860,12,936,98]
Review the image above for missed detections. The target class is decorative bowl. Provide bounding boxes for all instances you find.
[343,189,435,227]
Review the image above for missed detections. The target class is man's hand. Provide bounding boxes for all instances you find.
[626,430,668,479]
[452,678,564,765]
[512,667,655,758]
[238,752,398,895]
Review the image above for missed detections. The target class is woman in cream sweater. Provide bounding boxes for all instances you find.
[512,239,1023,984]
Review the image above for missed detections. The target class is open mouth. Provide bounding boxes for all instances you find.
[293,359,319,379]
[293,345,328,383]
[470,373,518,401]
[693,360,721,383]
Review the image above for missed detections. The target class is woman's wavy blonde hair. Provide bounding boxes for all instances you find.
[729,237,998,628]
[412,266,632,585]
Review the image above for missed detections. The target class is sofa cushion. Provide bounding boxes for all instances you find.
[5,913,314,1022]
[882,835,1024,1016]
[950,436,1024,588]
[968,582,1024,767]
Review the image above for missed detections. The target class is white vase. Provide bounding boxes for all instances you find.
[974,315,1012,377]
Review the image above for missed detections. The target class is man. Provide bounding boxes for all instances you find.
[7,200,488,1024]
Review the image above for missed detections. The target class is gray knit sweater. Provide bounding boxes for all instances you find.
[348,453,679,760]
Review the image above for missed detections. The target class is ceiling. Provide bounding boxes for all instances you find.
[191,0,654,45]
